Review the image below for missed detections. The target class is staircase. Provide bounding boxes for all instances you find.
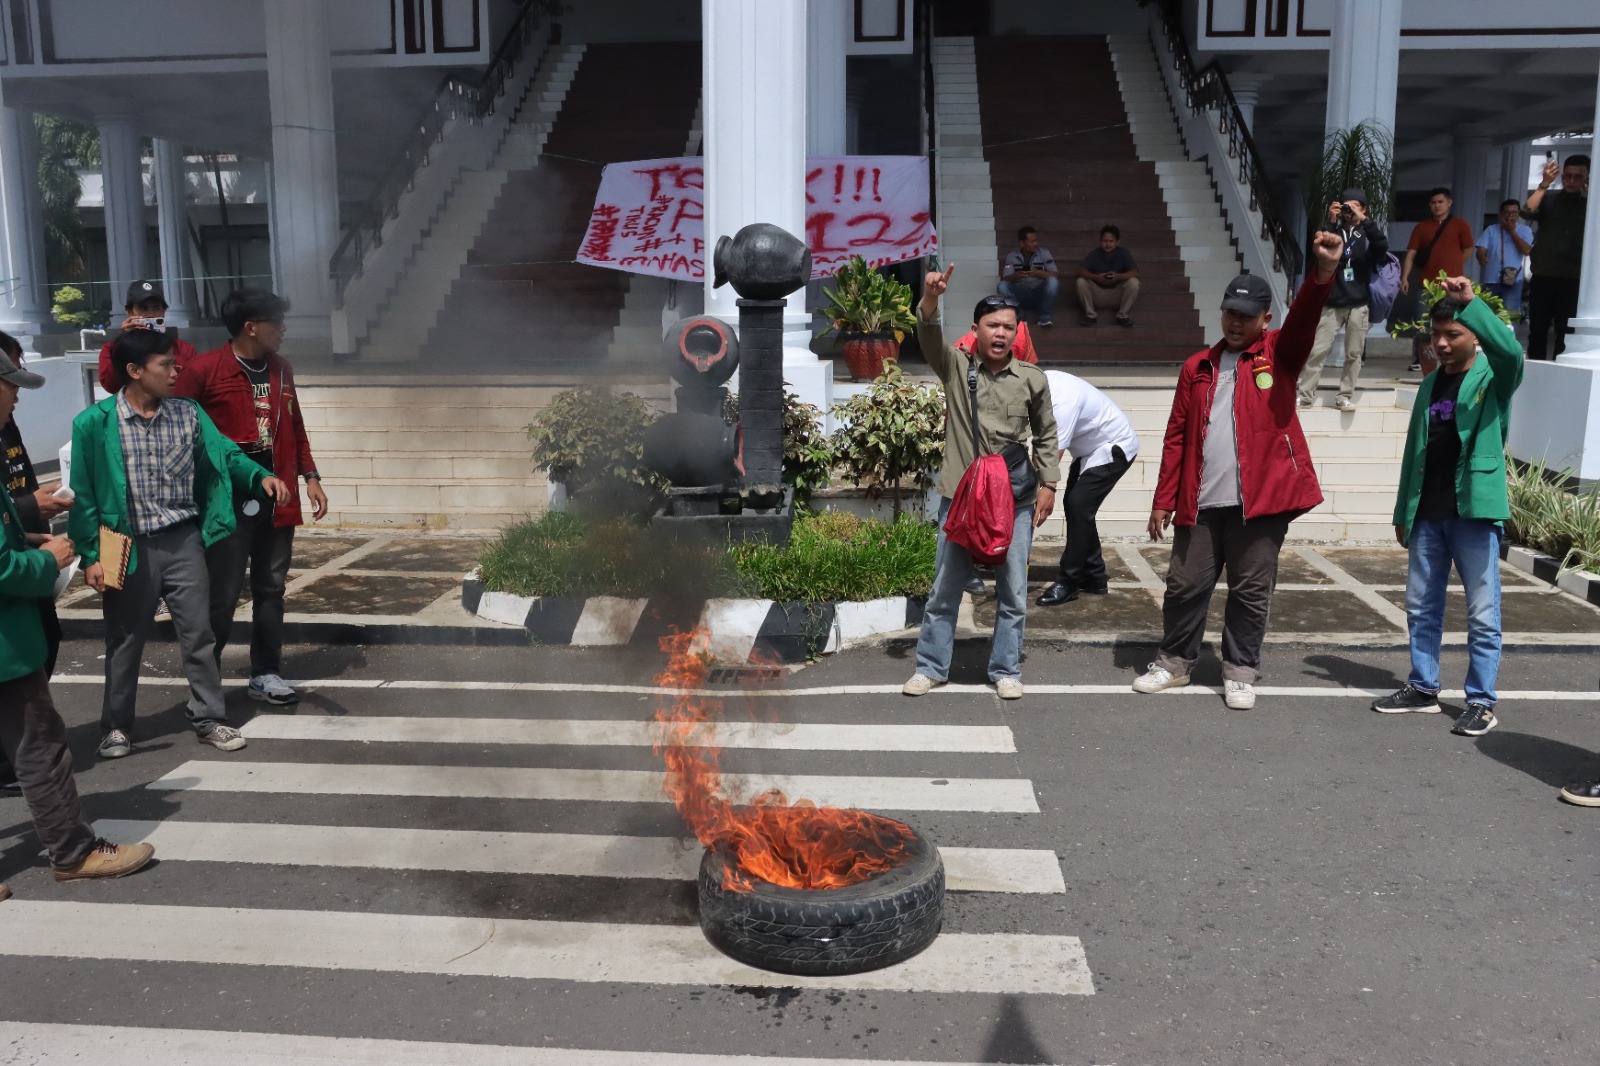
[422,42,702,368]
[964,36,1213,363]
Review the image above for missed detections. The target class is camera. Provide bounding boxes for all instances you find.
[1337,201,1356,219]
[127,316,166,332]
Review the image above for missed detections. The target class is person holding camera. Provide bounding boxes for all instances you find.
[1296,188,1389,411]
[1475,200,1534,314]
[1075,225,1141,328]
[998,227,1061,327]
[1523,153,1589,360]
[1131,230,1343,711]
[95,281,200,394]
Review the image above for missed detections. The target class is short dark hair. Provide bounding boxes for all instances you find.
[0,331,21,362]
[1500,198,1520,210]
[1016,225,1038,241]
[221,288,291,338]
[1427,187,1453,201]
[972,294,1020,325]
[1564,154,1590,171]
[111,327,176,386]
[1100,224,1120,239]
[1429,296,1470,324]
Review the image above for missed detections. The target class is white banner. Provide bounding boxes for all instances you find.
[576,155,937,282]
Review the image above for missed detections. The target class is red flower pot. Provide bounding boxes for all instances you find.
[841,331,899,382]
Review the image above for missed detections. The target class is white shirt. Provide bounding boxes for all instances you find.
[1042,370,1140,472]
[1197,350,1243,510]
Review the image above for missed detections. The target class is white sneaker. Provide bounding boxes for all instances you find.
[902,673,943,697]
[1224,680,1256,709]
[1334,397,1355,411]
[248,674,299,705]
[995,677,1024,700]
[1132,664,1191,693]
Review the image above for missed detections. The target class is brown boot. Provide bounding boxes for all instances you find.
[53,839,155,883]
[0,882,11,902]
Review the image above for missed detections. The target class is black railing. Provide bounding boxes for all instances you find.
[1145,0,1303,283]
[330,2,552,305]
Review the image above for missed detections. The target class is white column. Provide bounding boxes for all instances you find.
[1500,140,1533,203]
[1324,0,1400,140]
[1450,134,1492,232]
[97,115,148,310]
[807,0,849,156]
[265,0,339,349]
[0,104,48,346]
[153,138,196,327]
[1228,73,1267,133]
[1507,56,1600,479]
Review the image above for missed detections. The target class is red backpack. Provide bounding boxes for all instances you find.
[943,362,1018,566]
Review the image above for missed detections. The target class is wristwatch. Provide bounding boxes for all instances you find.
[1041,482,1058,491]
[304,471,321,482]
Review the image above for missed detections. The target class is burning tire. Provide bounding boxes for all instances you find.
[697,827,945,977]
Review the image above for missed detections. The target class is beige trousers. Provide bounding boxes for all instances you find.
[1297,304,1369,404]
[1076,277,1140,319]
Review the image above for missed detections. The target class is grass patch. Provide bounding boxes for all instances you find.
[478,511,937,603]
[1507,458,1600,573]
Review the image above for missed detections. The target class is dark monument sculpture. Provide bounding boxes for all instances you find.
[643,222,809,546]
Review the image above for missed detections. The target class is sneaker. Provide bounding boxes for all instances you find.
[1558,779,1600,807]
[1452,702,1498,737]
[248,674,299,705]
[965,574,987,596]
[53,838,155,883]
[1224,680,1256,709]
[1116,315,1133,329]
[1132,664,1190,693]
[1370,683,1440,714]
[1079,315,1097,327]
[1037,317,1054,327]
[1407,361,1422,372]
[196,724,248,751]
[995,677,1024,700]
[96,730,132,759]
[1334,397,1354,411]
[1296,396,1313,408]
[902,673,943,697]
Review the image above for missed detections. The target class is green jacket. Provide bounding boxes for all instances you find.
[1394,298,1524,539]
[0,486,56,683]
[68,395,268,573]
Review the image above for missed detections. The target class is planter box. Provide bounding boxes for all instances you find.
[1500,543,1600,606]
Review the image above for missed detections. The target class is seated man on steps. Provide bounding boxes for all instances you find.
[1076,225,1140,328]
[997,226,1060,327]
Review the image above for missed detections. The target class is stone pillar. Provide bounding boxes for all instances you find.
[97,115,147,311]
[1451,134,1492,234]
[1507,56,1600,480]
[1324,0,1400,141]
[0,105,48,347]
[1500,141,1533,203]
[153,138,197,327]
[807,0,849,156]
[1228,73,1267,133]
[265,0,339,350]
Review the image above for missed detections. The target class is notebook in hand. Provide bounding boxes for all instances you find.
[98,527,131,591]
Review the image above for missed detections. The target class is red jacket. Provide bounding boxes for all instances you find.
[97,337,200,394]
[1153,277,1332,526]
[174,344,318,528]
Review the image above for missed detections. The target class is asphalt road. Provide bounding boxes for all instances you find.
[0,636,1596,1066]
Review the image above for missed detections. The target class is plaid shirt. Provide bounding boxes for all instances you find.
[116,392,200,535]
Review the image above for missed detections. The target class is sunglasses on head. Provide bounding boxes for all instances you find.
[976,296,1020,312]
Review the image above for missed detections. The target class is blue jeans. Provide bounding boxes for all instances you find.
[1405,518,1503,705]
[997,278,1059,321]
[915,497,1035,682]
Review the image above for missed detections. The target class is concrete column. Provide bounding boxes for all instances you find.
[1450,134,1492,233]
[807,0,849,156]
[1500,140,1533,203]
[153,138,197,327]
[1507,56,1600,480]
[0,105,48,346]
[265,0,339,350]
[96,115,147,310]
[1228,73,1267,133]
[1324,0,1400,141]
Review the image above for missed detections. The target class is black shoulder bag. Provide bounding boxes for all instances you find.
[968,359,1037,501]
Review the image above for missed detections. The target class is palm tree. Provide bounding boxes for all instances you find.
[1306,121,1395,228]
[35,115,99,280]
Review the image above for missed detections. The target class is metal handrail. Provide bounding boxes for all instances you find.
[1145,0,1303,281]
[330,2,551,305]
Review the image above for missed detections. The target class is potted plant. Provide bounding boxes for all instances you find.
[1305,121,1394,229]
[828,365,945,519]
[525,386,663,516]
[816,255,917,382]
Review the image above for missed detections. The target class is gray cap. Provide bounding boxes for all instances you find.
[0,357,44,390]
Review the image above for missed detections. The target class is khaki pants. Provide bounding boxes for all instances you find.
[1076,277,1140,319]
[1297,304,1369,404]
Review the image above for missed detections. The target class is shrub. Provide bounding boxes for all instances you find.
[51,285,93,328]
[1507,458,1600,574]
[526,386,662,499]
[731,512,936,603]
[478,512,746,599]
[828,365,945,518]
[723,388,833,508]
[1389,275,1518,335]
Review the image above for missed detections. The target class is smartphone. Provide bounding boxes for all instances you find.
[128,316,166,332]
[1548,151,1558,164]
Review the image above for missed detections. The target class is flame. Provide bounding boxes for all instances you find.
[653,628,914,892]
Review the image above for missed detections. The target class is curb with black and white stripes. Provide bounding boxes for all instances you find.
[1502,543,1600,607]
[462,571,926,663]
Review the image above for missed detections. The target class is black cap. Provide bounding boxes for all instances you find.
[1219,274,1273,315]
[1339,187,1368,205]
[125,280,166,308]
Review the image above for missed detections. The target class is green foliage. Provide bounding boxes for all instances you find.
[722,388,834,508]
[51,285,93,328]
[1306,121,1394,227]
[36,116,99,280]
[816,255,917,340]
[1388,276,1517,337]
[1507,458,1600,574]
[731,512,937,603]
[477,511,747,599]
[828,365,945,517]
[526,386,660,496]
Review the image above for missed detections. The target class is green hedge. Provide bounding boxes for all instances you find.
[1507,459,1600,574]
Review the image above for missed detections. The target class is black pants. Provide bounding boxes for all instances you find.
[1527,275,1580,360]
[207,497,295,677]
[0,600,59,789]
[1056,446,1133,591]
[0,670,97,869]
